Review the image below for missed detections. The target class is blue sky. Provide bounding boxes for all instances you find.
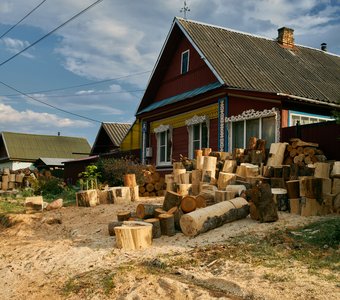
[0,0,339,145]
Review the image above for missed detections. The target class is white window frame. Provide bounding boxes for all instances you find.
[181,50,190,74]
[289,111,334,126]
[186,115,209,159]
[226,108,280,151]
[154,124,172,167]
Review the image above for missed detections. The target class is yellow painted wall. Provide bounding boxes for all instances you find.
[150,104,218,131]
[120,120,141,151]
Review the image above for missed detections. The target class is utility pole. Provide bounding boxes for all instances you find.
[180,0,190,20]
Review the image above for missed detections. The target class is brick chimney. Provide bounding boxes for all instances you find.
[277,27,294,48]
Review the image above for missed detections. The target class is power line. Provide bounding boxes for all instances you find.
[0,70,150,97]
[0,79,102,123]
[0,0,104,68]
[0,0,47,39]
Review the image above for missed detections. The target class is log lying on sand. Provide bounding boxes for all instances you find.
[179,197,249,237]
[136,204,162,219]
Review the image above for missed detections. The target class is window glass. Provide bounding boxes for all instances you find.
[262,116,275,145]
[181,51,189,74]
[246,119,259,144]
[201,122,208,148]
[232,121,244,148]
[166,130,171,162]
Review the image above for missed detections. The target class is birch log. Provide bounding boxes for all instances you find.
[179,197,249,237]
[266,143,288,167]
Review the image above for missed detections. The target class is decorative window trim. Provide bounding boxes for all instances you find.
[154,124,173,166]
[181,50,190,74]
[288,111,334,126]
[186,115,210,159]
[225,108,280,151]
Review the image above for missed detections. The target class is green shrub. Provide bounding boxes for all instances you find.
[96,158,145,186]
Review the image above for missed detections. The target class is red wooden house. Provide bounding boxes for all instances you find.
[124,17,340,170]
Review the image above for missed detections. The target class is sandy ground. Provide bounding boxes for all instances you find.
[0,197,339,300]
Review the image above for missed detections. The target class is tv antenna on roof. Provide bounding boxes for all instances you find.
[180,0,190,19]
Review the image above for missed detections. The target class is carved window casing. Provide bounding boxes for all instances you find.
[185,115,209,159]
[154,124,173,166]
[225,108,280,151]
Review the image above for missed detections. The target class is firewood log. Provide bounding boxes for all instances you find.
[108,221,123,236]
[158,213,176,236]
[167,206,183,230]
[136,204,162,219]
[124,174,137,187]
[154,207,167,218]
[162,191,183,211]
[180,195,197,213]
[179,197,249,236]
[144,218,161,238]
[117,211,132,222]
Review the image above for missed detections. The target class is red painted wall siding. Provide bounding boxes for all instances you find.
[154,36,217,102]
[228,96,280,116]
[209,118,218,151]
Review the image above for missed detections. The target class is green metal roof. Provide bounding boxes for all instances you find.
[137,82,222,115]
[0,132,91,162]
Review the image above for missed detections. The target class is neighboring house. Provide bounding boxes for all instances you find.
[122,17,340,169]
[0,131,91,171]
[91,122,131,155]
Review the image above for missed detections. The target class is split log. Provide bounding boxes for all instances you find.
[76,189,98,207]
[248,183,278,222]
[117,211,132,222]
[202,156,217,178]
[162,191,183,211]
[173,162,184,169]
[286,180,300,199]
[215,190,228,202]
[167,206,183,230]
[108,187,131,205]
[114,221,153,250]
[195,149,203,158]
[124,174,137,187]
[266,143,288,167]
[129,186,139,201]
[98,190,112,204]
[249,150,265,165]
[222,160,237,173]
[321,178,332,194]
[249,201,260,220]
[248,136,257,150]
[225,185,247,197]
[108,221,123,236]
[173,169,186,183]
[332,178,340,194]
[179,197,249,237]
[144,218,161,238]
[290,138,318,148]
[270,177,286,189]
[331,161,340,178]
[180,195,197,213]
[25,196,43,212]
[236,165,247,178]
[191,169,202,184]
[289,198,301,215]
[196,156,204,170]
[202,148,212,156]
[136,204,162,219]
[271,188,289,211]
[300,197,322,217]
[158,213,176,236]
[46,198,63,211]
[217,172,236,190]
[179,172,191,184]
[299,177,323,203]
[314,162,330,178]
[177,184,192,196]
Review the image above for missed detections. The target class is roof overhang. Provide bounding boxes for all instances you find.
[277,93,340,109]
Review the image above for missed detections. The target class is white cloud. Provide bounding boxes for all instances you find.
[0,102,90,128]
[0,37,34,58]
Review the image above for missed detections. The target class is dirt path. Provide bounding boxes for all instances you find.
[0,197,339,299]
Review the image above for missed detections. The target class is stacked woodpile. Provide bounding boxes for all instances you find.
[0,167,46,192]
[283,138,326,166]
[139,165,166,197]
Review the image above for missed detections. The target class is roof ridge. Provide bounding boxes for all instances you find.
[1,131,88,140]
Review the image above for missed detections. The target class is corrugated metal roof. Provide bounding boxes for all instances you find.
[175,18,340,105]
[137,82,222,115]
[1,132,91,161]
[36,157,70,166]
[102,123,131,147]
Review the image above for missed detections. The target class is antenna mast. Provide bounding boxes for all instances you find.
[180,1,190,19]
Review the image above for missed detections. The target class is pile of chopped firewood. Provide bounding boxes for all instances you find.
[139,165,166,197]
[283,138,326,165]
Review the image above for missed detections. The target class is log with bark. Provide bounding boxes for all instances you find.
[136,203,162,219]
[114,221,153,250]
[158,213,176,236]
[117,211,132,222]
[144,218,161,238]
[76,189,99,207]
[108,221,124,236]
[267,143,288,167]
[180,195,197,213]
[167,206,183,230]
[162,191,183,211]
[179,197,249,237]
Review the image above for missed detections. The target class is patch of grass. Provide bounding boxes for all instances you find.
[61,269,116,297]
[0,198,25,214]
[262,272,291,282]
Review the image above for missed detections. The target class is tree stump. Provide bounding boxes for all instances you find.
[117,211,132,222]
[286,180,300,199]
[76,190,98,207]
[167,206,183,230]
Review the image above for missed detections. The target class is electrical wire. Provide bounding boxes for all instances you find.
[0,70,150,97]
[0,79,102,123]
[0,0,47,39]
[0,0,104,68]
